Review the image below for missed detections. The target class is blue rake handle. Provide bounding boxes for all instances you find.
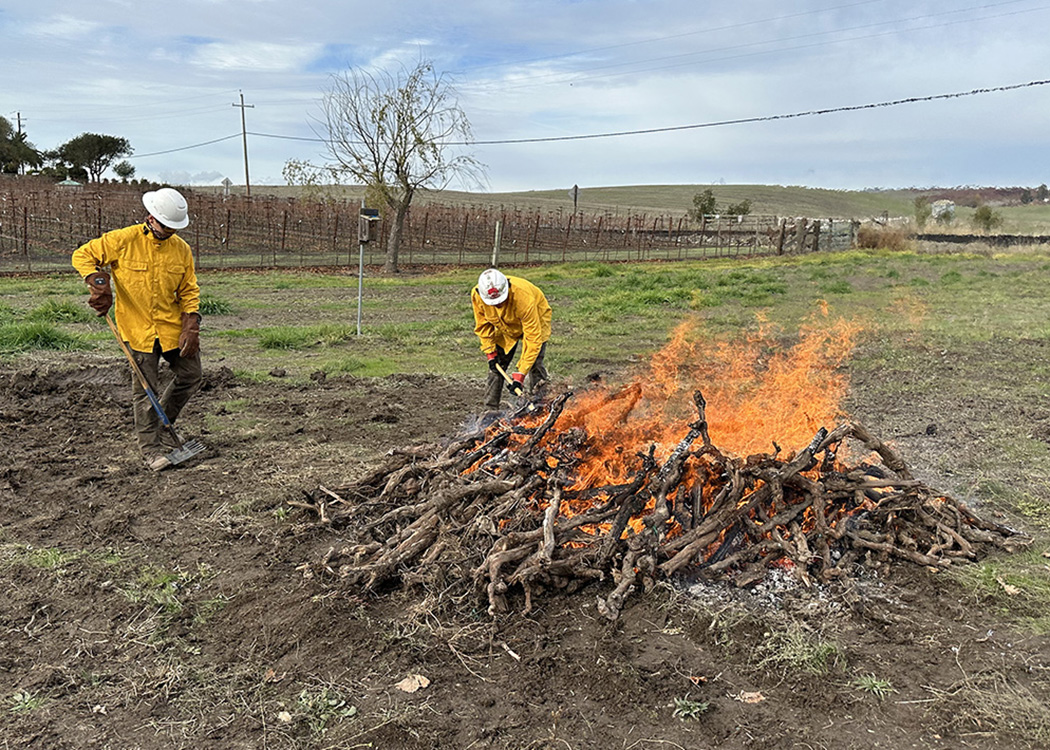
[104,312,182,444]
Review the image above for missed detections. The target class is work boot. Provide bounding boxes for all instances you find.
[147,454,173,472]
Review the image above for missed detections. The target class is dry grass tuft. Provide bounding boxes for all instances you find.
[855,223,912,251]
[926,669,1050,744]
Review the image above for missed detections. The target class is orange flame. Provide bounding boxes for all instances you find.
[556,307,860,488]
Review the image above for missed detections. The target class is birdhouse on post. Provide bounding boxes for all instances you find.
[359,207,381,243]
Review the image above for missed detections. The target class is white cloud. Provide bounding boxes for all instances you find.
[22,13,105,40]
[4,0,1050,191]
[188,41,324,73]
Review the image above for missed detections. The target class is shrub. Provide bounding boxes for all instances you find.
[690,189,717,221]
[914,196,932,229]
[972,205,1004,232]
[725,198,752,216]
[855,224,911,252]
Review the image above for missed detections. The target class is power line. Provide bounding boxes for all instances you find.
[128,133,242,159]
[244,78,1050,147]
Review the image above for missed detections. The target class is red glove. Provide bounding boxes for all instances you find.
[508,372,525,397]
[487,351,499,373]
[179,312,201,358]
[85,272,112,316]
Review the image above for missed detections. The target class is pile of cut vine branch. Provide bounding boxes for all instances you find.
[294,389,1028,620]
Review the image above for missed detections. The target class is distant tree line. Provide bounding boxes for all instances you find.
[912,185,1048,233]
[0,117,135,183]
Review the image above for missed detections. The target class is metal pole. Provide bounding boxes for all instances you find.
[357,199,365,336]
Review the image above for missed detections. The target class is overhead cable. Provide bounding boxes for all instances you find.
[243,78,1050,147]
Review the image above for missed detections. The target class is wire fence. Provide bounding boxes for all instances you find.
[0,184,858,274]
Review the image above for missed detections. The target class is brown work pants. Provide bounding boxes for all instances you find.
[484,341,548,410]
[130,340,203,455]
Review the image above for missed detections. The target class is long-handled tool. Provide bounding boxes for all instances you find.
[494,362,537,414]
[104,312,206,468]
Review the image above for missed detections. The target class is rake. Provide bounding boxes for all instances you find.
[104,312,206,469]
[493,361,538,414]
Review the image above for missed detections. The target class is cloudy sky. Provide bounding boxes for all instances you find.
[3,0,1049,192]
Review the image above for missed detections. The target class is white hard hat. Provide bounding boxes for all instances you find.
[142,187,190,229]
[478,268,509,305]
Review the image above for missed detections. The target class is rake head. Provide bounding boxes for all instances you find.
[164,438,207,467]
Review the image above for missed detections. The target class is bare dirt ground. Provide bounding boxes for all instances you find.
[2,342,1049,749]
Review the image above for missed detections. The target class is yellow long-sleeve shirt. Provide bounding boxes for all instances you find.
[72,223,200,353]
[471,275,551,375]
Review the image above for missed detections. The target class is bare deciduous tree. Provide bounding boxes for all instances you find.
[312,59,484,273]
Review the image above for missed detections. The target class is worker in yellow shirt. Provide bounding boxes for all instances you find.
[471,268,551,410]
[71,187,202,471]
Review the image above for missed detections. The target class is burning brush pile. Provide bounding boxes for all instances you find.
[298,317,1027,620]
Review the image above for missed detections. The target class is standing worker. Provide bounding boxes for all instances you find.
[71,187,203,471]
[471,268,551,411]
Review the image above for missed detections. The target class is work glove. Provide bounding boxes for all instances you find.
[487,352,499,373]
[85,271,112,316]
[179,312,201,358]
[508,372,525,397]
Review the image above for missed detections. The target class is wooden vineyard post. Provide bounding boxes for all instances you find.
[459,214,468,265]
[794,218,808,254]
[279,209,287,266]
[22,205,30,273]
[563,211,573,262]
[700,214,708,259]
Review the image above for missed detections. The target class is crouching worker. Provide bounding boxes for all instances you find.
[72,187,203,471]
[471,268,551,411]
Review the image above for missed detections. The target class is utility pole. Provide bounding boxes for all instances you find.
[232,91,254,197]
[15,112,25,175]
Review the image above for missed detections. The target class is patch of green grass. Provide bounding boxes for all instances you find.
[191,596,230,627]
[118,565,194,613]
[199,295,234,315]
[294,686,358,736]
[1015,491,1050,530]
[35,277,84,296]
[672,697,710,721]
[851,673,896,698]
[949,547,1050,625]
[0,301,17,323]
[26,299,93,323]
[322,355,370,375]
[24,546,81,570]
[819,280,854,295]
[8,690,46,714]
[259,324,355,349]
[0,321,86,354]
